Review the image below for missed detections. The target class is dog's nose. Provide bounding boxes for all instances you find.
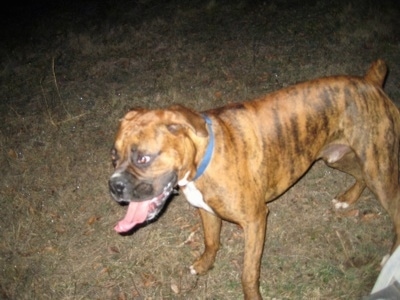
[109,177,127,200]
[112,181,125,195]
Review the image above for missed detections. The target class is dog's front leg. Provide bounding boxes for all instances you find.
[241,208,268,300]
[190,208,222,274]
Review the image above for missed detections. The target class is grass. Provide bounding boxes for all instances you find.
[1,0,400,299]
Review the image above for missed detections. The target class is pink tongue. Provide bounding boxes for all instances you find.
[114,200,152,233]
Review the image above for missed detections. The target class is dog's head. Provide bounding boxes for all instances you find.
[109,105,209,233]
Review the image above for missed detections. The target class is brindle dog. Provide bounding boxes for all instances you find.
[109,60,400,299]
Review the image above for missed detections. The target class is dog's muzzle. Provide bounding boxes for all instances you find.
[109,172,155,203]
[109,171,177,233]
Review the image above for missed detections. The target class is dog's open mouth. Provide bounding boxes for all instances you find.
[114,182,174,233]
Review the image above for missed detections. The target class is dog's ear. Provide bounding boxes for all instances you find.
[121,108,146,122]
[166,105,209,137]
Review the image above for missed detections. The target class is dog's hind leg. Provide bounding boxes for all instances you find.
[360,147,400,254]
[320,144,367,209]
[389,191,400,253]
[366,176,400,254]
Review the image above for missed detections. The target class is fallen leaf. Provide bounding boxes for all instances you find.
[55,226,66,234]
[8,149,17,159]
[171,283,180,294]
[214,91,223,99]
[108,246,120,254]
[141,273,157,287]
[182,231,196,245]
[361,213,379,222]
[42,246,57,253]
[131,289,140,297]
[344,209,359,218]
[87,215,100,225]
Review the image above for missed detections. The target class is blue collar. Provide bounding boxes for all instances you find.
[193,114,214,181]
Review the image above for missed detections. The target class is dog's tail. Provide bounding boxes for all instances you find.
[364,59,387,87]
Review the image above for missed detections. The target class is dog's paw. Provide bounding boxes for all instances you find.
[189,265,198,275]
[332,199,349,209]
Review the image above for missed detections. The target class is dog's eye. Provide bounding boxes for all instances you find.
[131,149,157,167]
[136,154,151,165]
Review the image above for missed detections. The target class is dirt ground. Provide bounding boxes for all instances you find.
[1,0,400,299]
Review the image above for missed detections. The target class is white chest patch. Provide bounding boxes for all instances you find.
[181,181,215,214]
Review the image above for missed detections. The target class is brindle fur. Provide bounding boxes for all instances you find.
[110,60,400,299]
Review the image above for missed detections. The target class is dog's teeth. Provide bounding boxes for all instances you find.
[164,182,172,192]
